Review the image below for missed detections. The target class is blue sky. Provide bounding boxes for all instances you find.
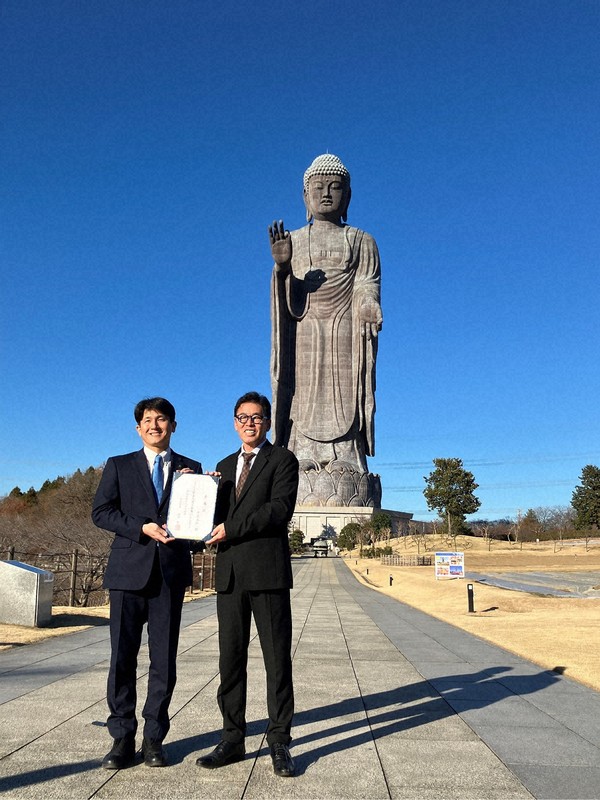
[2,0,599,520]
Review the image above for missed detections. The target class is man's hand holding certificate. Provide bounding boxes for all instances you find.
[166,474,219,541]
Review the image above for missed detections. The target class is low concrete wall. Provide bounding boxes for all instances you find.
[0,560,54,627]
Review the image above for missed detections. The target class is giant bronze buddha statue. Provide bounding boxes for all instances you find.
[269,154,383,507]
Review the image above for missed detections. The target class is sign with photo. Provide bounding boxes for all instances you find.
[434,551,465,580]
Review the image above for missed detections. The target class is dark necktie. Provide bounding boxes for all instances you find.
[236,452,255,498]
[152,454,164,504]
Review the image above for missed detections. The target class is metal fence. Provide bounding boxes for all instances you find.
[380,554,433,567]
[2,547,216,607]
[191,552,216,592]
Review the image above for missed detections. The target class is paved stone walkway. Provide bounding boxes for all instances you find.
[1,557,599,799]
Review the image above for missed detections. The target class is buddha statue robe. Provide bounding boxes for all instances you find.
[271,223,380,475]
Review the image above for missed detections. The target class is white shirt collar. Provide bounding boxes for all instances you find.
[143,446,172,466]
[238,439,267,458]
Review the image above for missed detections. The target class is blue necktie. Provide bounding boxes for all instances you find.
[152,454,164,504]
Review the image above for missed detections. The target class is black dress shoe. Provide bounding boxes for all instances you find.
[196,740,245,768]
[270,742,295,777]
[142,737,167,767]
[102,736,136,770]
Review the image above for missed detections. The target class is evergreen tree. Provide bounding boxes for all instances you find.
[288,529,305,553]
[337,522,361,551]
[571,465,600,531]
[423,458,481,540]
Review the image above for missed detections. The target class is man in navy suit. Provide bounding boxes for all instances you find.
[92,397,201,769]
[195,391,299,778]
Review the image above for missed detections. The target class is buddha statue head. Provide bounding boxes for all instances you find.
[303,154,352,223]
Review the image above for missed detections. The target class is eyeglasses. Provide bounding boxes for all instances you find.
[234,414,269,425]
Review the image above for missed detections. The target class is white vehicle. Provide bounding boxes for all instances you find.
[312,539,329,558]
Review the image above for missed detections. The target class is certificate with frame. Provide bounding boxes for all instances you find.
[166,474,219,541]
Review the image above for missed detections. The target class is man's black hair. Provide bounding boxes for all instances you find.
[134,397,176,424]
[234,391,271,419]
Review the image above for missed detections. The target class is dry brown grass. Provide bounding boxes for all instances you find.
[0,590,211,652]
[0,604,110,651]
[2,540,599,693]
[344,536,600,691]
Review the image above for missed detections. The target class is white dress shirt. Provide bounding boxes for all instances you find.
[235,441,266,484]
[143,446,172,490]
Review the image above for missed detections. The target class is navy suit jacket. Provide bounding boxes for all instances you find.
[213,441,298,593]
[92,449,201,591]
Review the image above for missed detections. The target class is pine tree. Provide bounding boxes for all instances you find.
[423,458,481,540]
[571,465,600,531]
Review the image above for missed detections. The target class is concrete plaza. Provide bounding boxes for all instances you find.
[1,557,599,799]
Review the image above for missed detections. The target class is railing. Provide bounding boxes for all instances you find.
[380,554,433,567]
[191,552,216,592]
[2,548,216,607]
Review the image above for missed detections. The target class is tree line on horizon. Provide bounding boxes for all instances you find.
[1,460,599,575]
[333,459,600,553]
[0,466,111,605]
[420,457,600,547]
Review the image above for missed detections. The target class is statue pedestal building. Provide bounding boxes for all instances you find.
[291,461,412,544]
[291,505,412,544]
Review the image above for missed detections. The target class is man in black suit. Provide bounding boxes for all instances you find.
[196,391,299,777]
[92,397,201,770]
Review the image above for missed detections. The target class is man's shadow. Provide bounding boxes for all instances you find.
[294,665,561,770]
[0,665,561,790]
[173,664,561,773]
[0,760,101,793]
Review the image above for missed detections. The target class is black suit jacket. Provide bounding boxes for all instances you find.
[92,449,201,591]
[214,441,298,593]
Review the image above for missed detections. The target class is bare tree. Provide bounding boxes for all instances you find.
[472,520,493,551]
[409,519,430,554]
[0,466,111,606]
[545,506,575,550]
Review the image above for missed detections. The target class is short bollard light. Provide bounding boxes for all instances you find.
[366,568,369,575]
[389,575,393,586]
[467,582,475,613]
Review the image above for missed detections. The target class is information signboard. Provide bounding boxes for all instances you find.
[434,551,465,580]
